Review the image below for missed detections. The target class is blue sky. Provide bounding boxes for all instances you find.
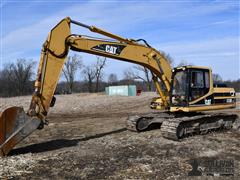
[0,0,239,80]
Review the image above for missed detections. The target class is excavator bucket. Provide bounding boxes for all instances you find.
[0,106,41,157]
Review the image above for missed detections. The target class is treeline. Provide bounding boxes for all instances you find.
[0,56,155,97]
[0,59,35,97]
[222,80,240,91]
[0,55,239,97]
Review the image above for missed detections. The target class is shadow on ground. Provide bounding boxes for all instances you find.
[9,128,127,156]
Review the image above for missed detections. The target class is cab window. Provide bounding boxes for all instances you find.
[205,71,210,88]
[191,71,204,88]
[190,70,207,102]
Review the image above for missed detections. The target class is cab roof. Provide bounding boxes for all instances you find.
[174,65,211,71]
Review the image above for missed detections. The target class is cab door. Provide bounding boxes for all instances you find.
[189,69,211,104]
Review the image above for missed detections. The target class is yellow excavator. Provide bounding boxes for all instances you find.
[0,17,238,157]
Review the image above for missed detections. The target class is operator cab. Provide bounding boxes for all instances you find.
[170,66,212,107]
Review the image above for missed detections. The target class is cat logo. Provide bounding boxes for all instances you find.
[91,44,126,56]
[105,45,117,55]
[205,99,211,105]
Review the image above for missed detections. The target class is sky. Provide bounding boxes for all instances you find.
[0,0,239,81]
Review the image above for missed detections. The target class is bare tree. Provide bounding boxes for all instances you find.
[212,73,222,83]
[81,56,106,93]
[62,54,82,93]
[94,56,107,92]
[0,68,12,96]
[82,65,96,93]
[134,66,152,91]
[1,59,35,96]
[159,50,174,67]
[108,73,118,85]
[123,66,152,91]
[123,68,135,80]
[122,51,174,91]
[126,51,174,91]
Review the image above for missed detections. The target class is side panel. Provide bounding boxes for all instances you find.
[171,103,236,112]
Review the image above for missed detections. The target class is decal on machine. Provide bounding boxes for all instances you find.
[91,44,126,55]
[204,99,211,105]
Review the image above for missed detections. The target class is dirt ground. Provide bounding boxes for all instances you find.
[0,92,240,179]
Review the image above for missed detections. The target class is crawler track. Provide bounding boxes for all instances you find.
[126,112,239,140]
[126,113,174,132]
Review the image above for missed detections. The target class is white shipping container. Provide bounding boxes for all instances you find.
[105,85,136,96]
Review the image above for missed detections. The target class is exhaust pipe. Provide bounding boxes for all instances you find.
[0,107,41,157]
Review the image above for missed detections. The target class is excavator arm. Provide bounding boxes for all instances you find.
[0,17,172,156]
[30,17,172,120]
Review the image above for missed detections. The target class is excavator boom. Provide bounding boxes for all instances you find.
[29,17,172,121]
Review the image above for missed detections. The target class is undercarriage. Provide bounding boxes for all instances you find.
[126,112,239,140]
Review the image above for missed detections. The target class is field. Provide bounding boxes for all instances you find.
[0,92,240,179]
